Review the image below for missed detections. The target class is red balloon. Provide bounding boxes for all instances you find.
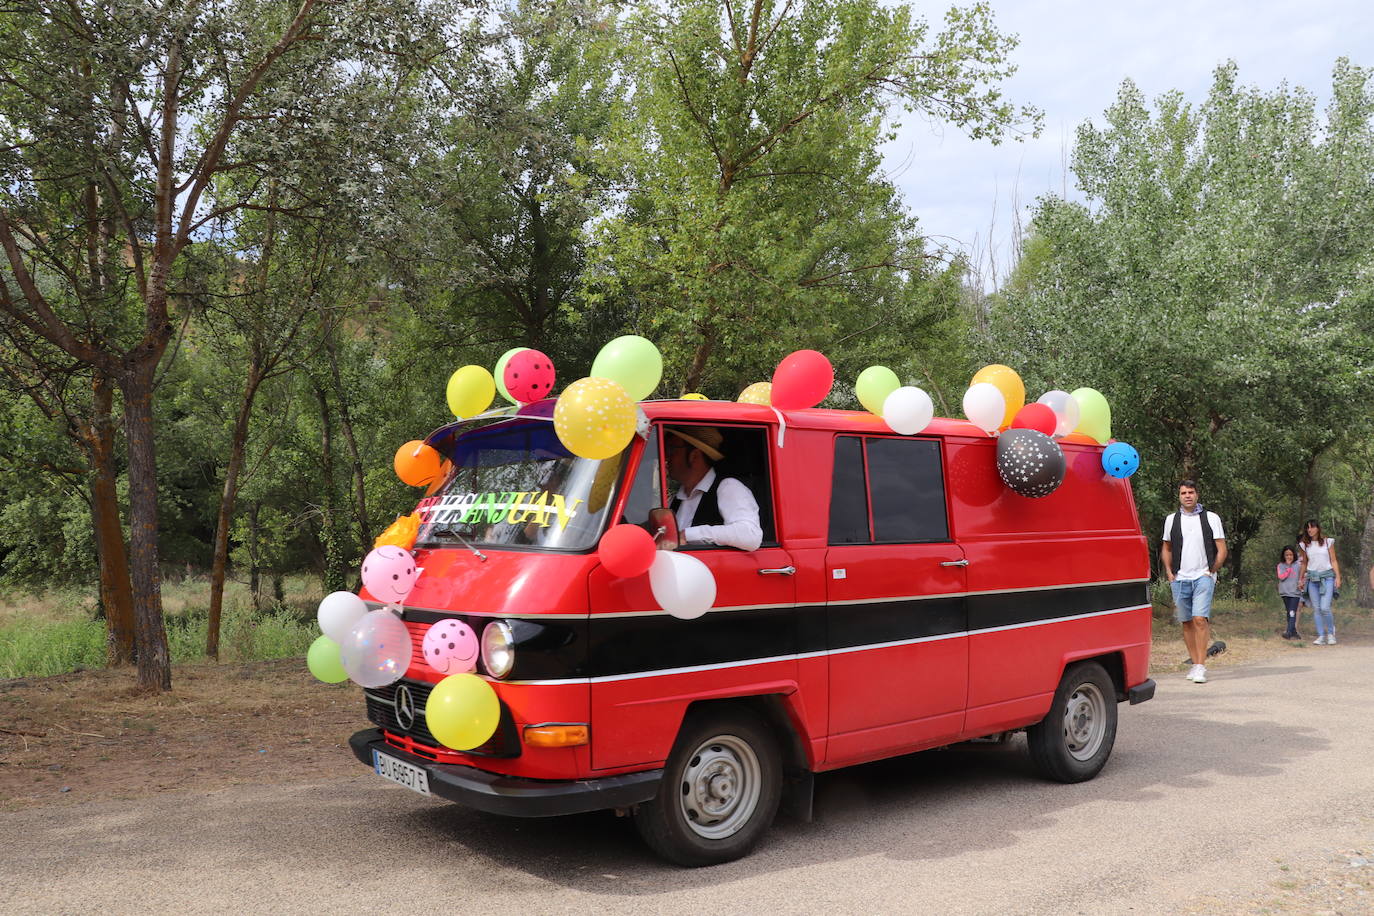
[770,349,834,410]
[598,524,657,579]
[504,349,556,403]
[1011,403,1058,436]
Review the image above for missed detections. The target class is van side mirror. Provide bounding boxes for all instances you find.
[647,507,679,550]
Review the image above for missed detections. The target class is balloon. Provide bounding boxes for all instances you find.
[599,524,657,578]
[771,349,834,410]
[1102,441,1141,478]
[493,347,529,404]
[648,550,717,620]
[681,392,708,400]
[307,635,349,684]
[361,545,419,605]
[737,382,772,405]
[422,619,479,675]
[552,377,636,460]
[317,590,368,643]
[1011,403,1057,437]
[1036,390,1081,437]
[339,609,411,688]
[996,428,1066,498]
[591,335,662,401]
[426,673,500,750]
[855,366,901,416]
[374,513,421,551]
[394,441,443,488]
[962,382,1006,435]
[1070,387,1112,444]
[446,365,496,419]
[882,386,934,435]
[971,365,1025,428]
[503,349,556,403]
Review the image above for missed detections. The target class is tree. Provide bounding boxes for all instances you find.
[987,60,1374,592]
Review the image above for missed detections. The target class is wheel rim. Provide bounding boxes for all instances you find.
[677,734,762,840]
[1061,681,1107,761]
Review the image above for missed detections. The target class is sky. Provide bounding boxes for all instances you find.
[882,0,1374,287]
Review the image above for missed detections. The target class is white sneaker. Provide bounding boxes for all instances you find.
[1314,636,1326,645]
[1326,635,1337,645]
[1186,664,1201,681]
[1192,665,1207,684]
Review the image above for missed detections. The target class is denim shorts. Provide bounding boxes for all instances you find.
[1172,574,1216,622]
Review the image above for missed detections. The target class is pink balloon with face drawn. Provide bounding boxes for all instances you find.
[422,619,479,675]
[360,545,418,605]
[503,349,556,403]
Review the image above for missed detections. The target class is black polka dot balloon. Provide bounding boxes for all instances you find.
[996,428,1066,498]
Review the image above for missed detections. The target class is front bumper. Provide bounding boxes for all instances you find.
[349,728,661,817]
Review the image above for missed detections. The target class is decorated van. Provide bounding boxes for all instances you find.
[327,354,1155,866]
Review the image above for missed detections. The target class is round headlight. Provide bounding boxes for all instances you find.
[481,620,515,679]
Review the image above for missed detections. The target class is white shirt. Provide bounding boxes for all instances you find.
[1162,508,1225,580]
[674,467,763,552]
[1301,537,1335,574]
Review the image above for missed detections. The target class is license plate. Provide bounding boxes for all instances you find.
[373,750,431,796]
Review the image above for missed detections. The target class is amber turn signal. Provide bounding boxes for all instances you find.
[523,724,589,748]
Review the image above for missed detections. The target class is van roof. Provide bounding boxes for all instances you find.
[641,398,993,439]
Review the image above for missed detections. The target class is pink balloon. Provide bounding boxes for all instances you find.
[1011,403,1058,436]
[361,545,419,605]
[771,350,834,410]
[504,349,557,403]
[422,619,479,675]
[599,524,657,578]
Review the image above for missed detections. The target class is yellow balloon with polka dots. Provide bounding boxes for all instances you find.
[737,382,772,405]
[554,377,637,460]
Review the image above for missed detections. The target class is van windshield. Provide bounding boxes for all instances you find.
[414,418,626,551]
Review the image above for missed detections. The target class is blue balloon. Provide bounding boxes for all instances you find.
[1102,441,1140,478]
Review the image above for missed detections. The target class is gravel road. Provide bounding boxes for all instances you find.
[4,644,1372,915]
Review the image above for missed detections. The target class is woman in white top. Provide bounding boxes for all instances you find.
[1298,520,1342,645]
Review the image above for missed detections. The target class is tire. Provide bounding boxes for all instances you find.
[1026,661,1118,783]
[634,708,783,867]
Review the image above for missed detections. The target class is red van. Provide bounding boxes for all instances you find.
[349,399,1155,865]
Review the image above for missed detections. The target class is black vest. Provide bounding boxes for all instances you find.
[671,474,725,528]
[1169,506,1218,574]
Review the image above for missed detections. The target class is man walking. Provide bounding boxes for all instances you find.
[1160,480,1228,684]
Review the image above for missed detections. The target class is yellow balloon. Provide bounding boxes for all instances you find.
[681,393,708,401]
[737,382,772,405]
[446,365,495,419]
[425,673,500,750]
[971,364,1024,428]
[553,377,637,460]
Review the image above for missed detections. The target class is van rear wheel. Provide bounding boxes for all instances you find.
[634,708,782,867]
[1026,661,1118,783]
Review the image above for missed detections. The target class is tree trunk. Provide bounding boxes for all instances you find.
[322,329,370,553]
[120,364,171,692]
[84,372,136,665]
[248,501,262,612]
[314,384,348,594]
[207,362,265,658]
[684,321,717,393]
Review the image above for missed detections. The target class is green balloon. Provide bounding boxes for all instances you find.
[590,335,663,401]
[1070,387,1112,444]
[307,635,348,684]
[493,347,529,405]
[855,365,901,416]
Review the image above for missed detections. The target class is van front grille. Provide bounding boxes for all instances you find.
[363,679,520,758]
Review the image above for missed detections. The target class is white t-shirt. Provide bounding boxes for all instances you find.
[674,468,764,552]
[1301,537,1335,574]
[1162,510,1226,580]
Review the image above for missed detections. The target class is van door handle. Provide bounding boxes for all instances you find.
[940,559,969,567]
[758,566,796,576]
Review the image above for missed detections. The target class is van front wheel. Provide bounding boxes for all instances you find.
[634,708,782,866]
[1026,661,1118,783]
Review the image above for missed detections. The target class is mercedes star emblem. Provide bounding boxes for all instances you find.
[394,684,416,731]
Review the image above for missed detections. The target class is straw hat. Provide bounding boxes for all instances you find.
[667,426,724,462]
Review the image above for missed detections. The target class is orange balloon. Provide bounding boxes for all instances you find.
[970,365,1025,428]
[374,513,421,550]
[394,440,443,487]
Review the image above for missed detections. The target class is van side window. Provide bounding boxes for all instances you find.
[829,436,869,543]
[829,436,949,544]
[662,424,778,547]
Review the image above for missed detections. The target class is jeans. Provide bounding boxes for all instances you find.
[1172,574,1215,623]
[1282,595,1300,634]
[1307,576,1335,637]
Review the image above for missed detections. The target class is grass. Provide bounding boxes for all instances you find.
[0,576,323,679]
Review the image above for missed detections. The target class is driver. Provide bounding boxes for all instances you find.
[664,426,763,552]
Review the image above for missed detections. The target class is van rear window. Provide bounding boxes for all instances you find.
[829,436,949,544]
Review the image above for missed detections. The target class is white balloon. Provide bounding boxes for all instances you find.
[962,382,1006,435]
[340,609,411,688]
[881,386,934,435]
[1036,390,1081,437]
[317,591,369,643]
[648,551,717,620]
